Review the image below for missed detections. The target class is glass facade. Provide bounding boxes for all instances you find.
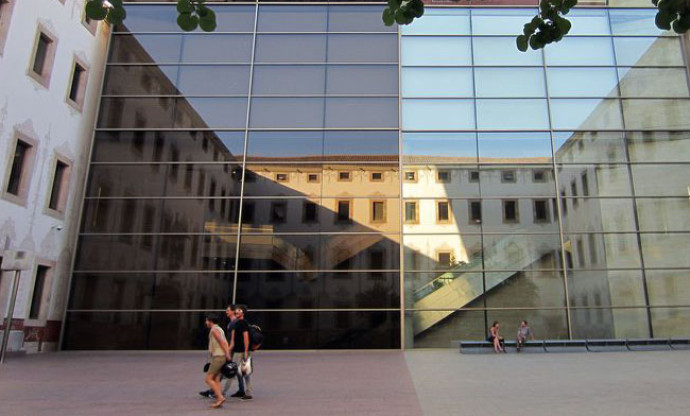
[64,2,690,349]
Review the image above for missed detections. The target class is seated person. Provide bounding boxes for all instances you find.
[516,320,534,352]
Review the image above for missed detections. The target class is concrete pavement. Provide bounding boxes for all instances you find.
[0,349,689,416]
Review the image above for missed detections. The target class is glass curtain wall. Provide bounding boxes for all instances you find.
[403,7,690,347]
[64,3,401,349]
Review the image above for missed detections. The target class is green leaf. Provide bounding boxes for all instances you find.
[85,0,108,21]
[105,6,126,26]
[199,15,217,32]
[177,13,198,31]
[382,9,395,26]
[655,10,673,30]
[516,35,529,52]
[177,0,194,14]
[554,16,572,34]
[109,0,123,7]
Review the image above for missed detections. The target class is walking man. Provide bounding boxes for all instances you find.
[227,304,253,400]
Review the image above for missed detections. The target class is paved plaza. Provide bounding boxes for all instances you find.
[0,349,689,416]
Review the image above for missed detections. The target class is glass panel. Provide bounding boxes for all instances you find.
[403,133,477,160]
[255,34,327,63]
[546,37,615,66]
[252,65,325,95]
[623,99,690,130]
[411,272,485,312]
[560,198,638,232]
[610,9,669,36]
[403,235,483,271]
[571,308,650,339]
[401,37,472,66]
[235,272,399,309]
[471,9,537,35]
[402,8,470,35]
[401,68,473,98]
[637,198,690,232]
[647,270,690,306]
[327,34,398,63]
[64,312,152,349]
[327,65,398,95]
[547,68,619,98]
[110,34,253,64]
[323,130,399,158]
[549,99,623,130]
[475,68,545,98]
[554,132,628,163]
[642,233,690,268]
[98,98,174,128]
[556,164,632,197]
[180,35,254,63]
[109,34,182,63]
[250,98,324,128]
[68,273,234,310]
[618,68,690,98]
[565,9,611,35]
[627,131,690,162]
[476,99,549,130]
[82,199,240,233]
[569,270,646,307]
[91,131,245,163]
[487,309,569,339]
[401,167,481,198]
[242,164,323,198]
[473,37,543,66]
[177,66,251,95]
[328,5,398,32]
[74,234,238,271]
[174,98,248,128]
[117,5,256,32]
[257,5,327,32]
[631,164,690,196]
[409,310,486,347]
[325,98,398,128]
[103,65,180,95]
[248,131,323,159]
[402,99,475,130]
[483,234,562,270]
[485,270,566,308]
[478,132,552,161]
[651,307,690,339]
[564,233,641,269]
[614,37,684,67]
[86,164,241,197]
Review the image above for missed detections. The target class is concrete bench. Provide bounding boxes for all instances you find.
[459,338,690,354]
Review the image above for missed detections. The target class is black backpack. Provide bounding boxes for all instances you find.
[248,323,263,350]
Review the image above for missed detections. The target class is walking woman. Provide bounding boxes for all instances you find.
[488,321,505,353]
[205,314,232,409]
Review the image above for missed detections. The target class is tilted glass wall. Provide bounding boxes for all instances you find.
[64,3,401,349]
[403,7,690,347]
[64,2,690,350]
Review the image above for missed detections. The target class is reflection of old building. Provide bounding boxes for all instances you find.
[58,3,690,350]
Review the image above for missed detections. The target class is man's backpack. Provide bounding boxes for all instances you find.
[248,323,263,350]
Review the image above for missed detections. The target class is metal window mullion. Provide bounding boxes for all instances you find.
[397,22,406,350]
[231,2,260,304]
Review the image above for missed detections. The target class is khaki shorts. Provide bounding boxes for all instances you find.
[207,356,225,375]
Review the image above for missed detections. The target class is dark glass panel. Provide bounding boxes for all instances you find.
[103,65,180,95]
[325,98,398,128]
[68,272,234,310]
[237,233,399,271]
[179,35,253,63]
[250,98,324,128]
[327,34,398,63]
[86,164,242,197]
[255,34,327,63]
[82,198,240,234]
[410,310,485,348]
[257,5,327,32]
[567,269,646,308]
[247,131,324,159]
[323,130,398,158]
[98,98,174,128]
[484,270,566,308]
[109,34,182,64]
[326,65,398,95]
[91,131,245,163]
[109,34,253,64]
[173,97,248,129]
[571,308,650,339]
[328,5,396,32]
[117,5,256,32]
[235,272,399,309]
[176,66,251,95]
[483,234,562,270]
[252,65,326,95]
[74,234,237,271]
[63,312,152,349]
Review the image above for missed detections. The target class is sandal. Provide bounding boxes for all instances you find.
[210,398,226,409]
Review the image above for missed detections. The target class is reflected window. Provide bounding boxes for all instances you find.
[437,252,452,268]
[581,172,589,196]
[275,173,288,183]
[270,202,287,223]
[501,170,516,183]
[469,200,482,224]
[303,202,318,223]
[404,201,418,223]
[571,181,579,206]
[336,200,351,223]
[371,172,383,182]
[404,171,416,182]
[437,201,451,223]
[338,171,351,181]
[533,170,546,182]
[307,173,320,183]
[243,201,255,224]
[503,200,519,223]
[371,200,386,223]
[469,170,479,182]
[534,199,550,223]
[437,170,451,183]
[560,189,568,215]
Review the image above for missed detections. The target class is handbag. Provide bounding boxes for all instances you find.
[203,362,210,373]
[241,356,253,376]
